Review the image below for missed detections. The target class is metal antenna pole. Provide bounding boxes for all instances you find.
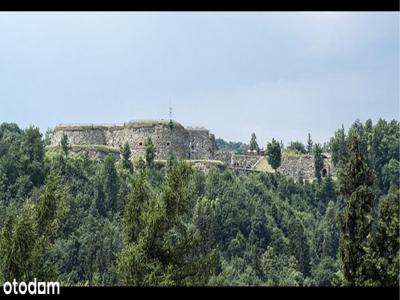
[169,100,173,128]
[169,101,172,121]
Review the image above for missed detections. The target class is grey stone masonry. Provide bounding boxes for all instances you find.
[51,119,216,161]
[278,154,335,179]
[215,150,335,179]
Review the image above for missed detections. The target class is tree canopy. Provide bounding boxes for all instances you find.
[0,119,398,286]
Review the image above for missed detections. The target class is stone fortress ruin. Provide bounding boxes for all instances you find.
[215,151,335,179]
[50,119,334,179]
[51,119,216,161]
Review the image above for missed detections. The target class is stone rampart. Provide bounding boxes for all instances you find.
[51,120,215,160]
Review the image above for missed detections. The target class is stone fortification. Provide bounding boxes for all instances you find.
[215,150,335,180]
[51,119,334,180]
[51,120,216,161]
[187,127,216,160]
[278,154,335,178]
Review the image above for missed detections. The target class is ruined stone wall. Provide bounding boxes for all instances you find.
[278,155,314,178]
[187,128,216,160]
[52,126,107,146]
[278,154,335,179]
[190,160,226,173]
[217,150,335,179]
[230,154,261,169]
[103,123,190,160]
[322,157,336,177]
[215,151,263,170]
[215,150,234,165]
[51,120,215,161]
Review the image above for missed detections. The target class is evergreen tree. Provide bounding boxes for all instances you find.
[287,141,306,154]
[266,138,281,173]
[249,133,259,153]
[382,159,400,193]
[337,134,375,286]
[310,256,337,286]
[307,133,313,154]
[321,201,339,258]
[319,177,337,207]
[43,127,53,146]
[145,137,156,167]
[314,143,324,182]
[329,125,348,166]
[20,126,45,187]
[370,119,400,193]
[0,172,68,281]
[34,172,69,279]
[365,188,400,286]
[117,160,216,286]
[122,168,151,245]
[348,120,368,163]
[120,142,133,172]
[60,133,70,158]
[287,217,311,276]
[95,155,120,216]
[261,246,304,286]
[0,202,37,281]
[194,197,220,254]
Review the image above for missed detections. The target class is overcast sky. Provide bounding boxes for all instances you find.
[0,12,398,145]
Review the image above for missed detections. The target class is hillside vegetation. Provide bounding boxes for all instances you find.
[0,119,398,286]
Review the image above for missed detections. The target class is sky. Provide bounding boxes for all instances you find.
[0,12,398,145]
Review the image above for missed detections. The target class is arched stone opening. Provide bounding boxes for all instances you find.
[322,168,328,177]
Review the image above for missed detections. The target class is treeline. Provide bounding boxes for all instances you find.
[215,138,248,154]
[217,132,324,155]
[0,119,398,286]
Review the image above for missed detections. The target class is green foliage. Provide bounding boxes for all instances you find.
[266,138,282,172]
[313,143,324,182]
[307,133,313,154]
[261,246,304,286]
[287,217,311,276]
[122,168,151,245]
[337,134,375,286]
[145,137,156,167]
[249,133,259,153]
[0,120,398,286]
[0,125,45,204]
[361,188,400,286]
[60,134,70,157]
[321,201,339,258]
[0,201,38,281]
[329,125,348,166]
[287,141,306,155]
[215,138,248,154]
[94,155,120,217]
[117,160,217,286]
[120,142,133,172]
[43,128,53,147]
[0,171,69,282]
[309,257,337,286]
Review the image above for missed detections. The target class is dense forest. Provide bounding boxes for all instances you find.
[0,118,398,286]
